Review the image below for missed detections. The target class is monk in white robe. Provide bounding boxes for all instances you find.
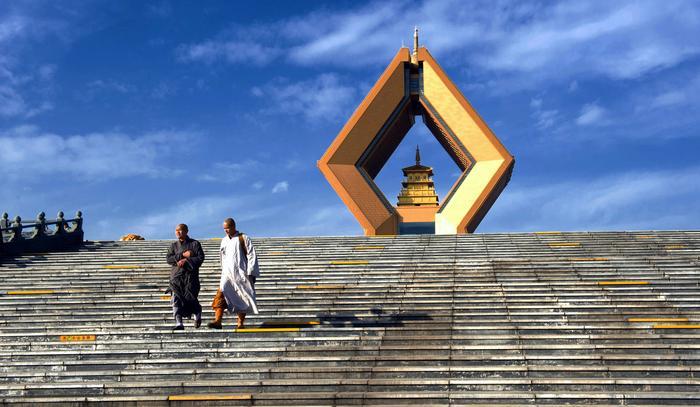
[207,217,259,329]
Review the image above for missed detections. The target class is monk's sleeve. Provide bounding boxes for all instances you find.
[245,236,260,277]
[166,243,179,266]
[218,240,227,290]
[188,241,205,269]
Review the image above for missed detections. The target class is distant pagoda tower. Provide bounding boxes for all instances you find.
[397,146,439,207]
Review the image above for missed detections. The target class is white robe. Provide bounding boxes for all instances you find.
[219,233,259,314]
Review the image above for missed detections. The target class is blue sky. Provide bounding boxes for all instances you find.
[1,0,699,240]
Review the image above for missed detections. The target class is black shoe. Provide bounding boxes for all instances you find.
[194,317,202,329]
[172,324,184,331]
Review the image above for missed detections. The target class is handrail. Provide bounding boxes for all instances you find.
[1,211,83,244]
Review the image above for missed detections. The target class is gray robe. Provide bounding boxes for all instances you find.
[166,237,204,318]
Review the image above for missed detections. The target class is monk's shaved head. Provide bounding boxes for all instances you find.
[223,218,236,238]
[176,223,188,232]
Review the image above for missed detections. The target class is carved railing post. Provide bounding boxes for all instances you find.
[55,211,66,235]
[1,210,84,255]
[9,216,22,243]
[71,211,83,233]
[0,213,8,245]
[32,212,47,239]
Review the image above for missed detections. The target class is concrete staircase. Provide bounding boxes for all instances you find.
[0,231,699,406]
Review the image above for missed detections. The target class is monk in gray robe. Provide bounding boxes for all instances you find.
[166,223,204,330]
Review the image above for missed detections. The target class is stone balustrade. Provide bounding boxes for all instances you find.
[0,211,84,256]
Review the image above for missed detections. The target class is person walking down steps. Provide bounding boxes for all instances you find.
[166,223,205,330]
[208,217,259,329]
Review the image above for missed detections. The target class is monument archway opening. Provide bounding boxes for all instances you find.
[374,125,462,206]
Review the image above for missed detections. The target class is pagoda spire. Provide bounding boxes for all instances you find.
[397,145,439,207]
[411,26,419,64]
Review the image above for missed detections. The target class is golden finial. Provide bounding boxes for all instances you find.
[411,26,419,64]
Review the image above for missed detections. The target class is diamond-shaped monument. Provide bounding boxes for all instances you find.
[318,30,514,235]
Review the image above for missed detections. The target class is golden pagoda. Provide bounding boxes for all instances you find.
[397,146,439,207]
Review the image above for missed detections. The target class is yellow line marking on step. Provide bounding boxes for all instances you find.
[296,285,345,289]
[59,335,95,342]
[266,251,287,255]
[7,290,54,295]
[103,265,140,269]
[235,328,300,333]
[548,242,581,247]
[653,324,700,329]
[598,281,650,286]
[168,394,252,401]
[628,318,689,323]
[665,245,687,250]
[353,246,384,250]
[330,260,369,265]
[209,237,222,241]
[635,235,655,239]
[160,295,171,300]
[263,321,320,326]
[535,231,562,235]
[570,257,608,261]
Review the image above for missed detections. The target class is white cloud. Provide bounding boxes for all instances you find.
[178,1,700,88]
[0,15,27,43]
[38,64,56,81]
[113,194,286,240]
[255,74,358,123]
[645,73,700,110]
[481,166,700,232]
[198,160,262,183]
[121,196,236,239]
[575,103,606,126]
[0,85,27,117]
[151,81,177,99]
[530,97,559,130]
[177,40,280,66]
[289,204,359,236]
[88,79,133,94]
[0,126,195,182]
[271,181,289,193]
[0,9,74,118]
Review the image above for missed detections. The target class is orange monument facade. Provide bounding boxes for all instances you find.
[318,29,514,235]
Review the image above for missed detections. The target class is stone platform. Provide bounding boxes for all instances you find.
[0,231,699,405]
